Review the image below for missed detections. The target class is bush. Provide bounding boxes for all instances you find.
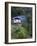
[14,26,29,39]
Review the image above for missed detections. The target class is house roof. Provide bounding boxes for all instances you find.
[13,18,21,20]
[12,15,27,21]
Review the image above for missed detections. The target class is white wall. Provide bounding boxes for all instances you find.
[0,0,37,46]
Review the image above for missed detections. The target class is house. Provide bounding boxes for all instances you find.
[11,15,28,24]
[12,18,21,23]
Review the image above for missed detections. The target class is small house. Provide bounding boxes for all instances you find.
[11,15,28,24]
[13,18,21,23]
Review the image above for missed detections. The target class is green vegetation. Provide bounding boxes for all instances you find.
[11,24,32,39]
[15,26,29,39]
